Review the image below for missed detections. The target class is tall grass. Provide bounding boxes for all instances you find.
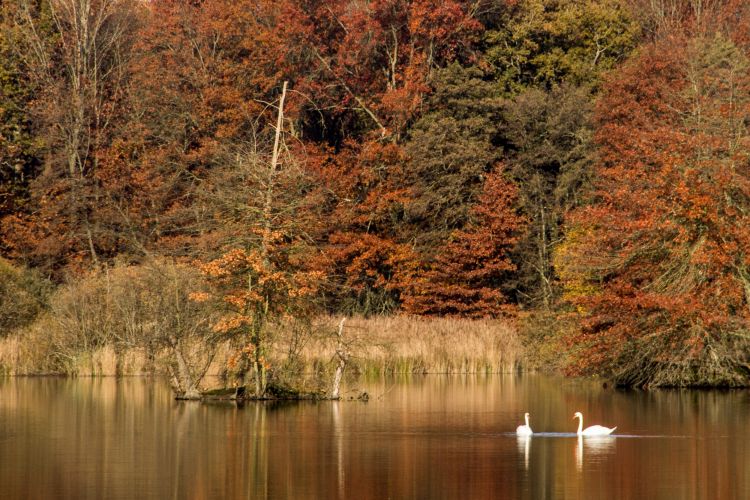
[0,314,152,376]
[1,314,522,377]
[290,315,522,375]
[0,259,218,386]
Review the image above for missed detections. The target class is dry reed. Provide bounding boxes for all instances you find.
[0,322,152,376]
[289,315,523,375]
[1,315,522,377]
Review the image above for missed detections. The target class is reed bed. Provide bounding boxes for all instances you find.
[293,315,522,375]
[1,315,522,377]
[0,322,152,376]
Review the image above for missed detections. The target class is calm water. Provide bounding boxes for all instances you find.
[0,375,748,499]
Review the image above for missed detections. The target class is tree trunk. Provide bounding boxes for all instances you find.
[538,204,551,309]
[331,318,347,399]
[172,339,201,399]
[261,80,287,263]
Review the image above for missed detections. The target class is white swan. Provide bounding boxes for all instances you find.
[573,411,616,436]
[516,412,533,436]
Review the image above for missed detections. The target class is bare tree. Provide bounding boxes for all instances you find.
[10,0,139,263]
[15,0,137,174]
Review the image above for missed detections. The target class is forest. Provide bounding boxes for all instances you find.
[1,0,749,394]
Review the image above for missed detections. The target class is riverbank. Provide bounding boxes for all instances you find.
[0,315,522,377]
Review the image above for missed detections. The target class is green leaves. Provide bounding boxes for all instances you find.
[404,64,504,250]
[484,0,639,94]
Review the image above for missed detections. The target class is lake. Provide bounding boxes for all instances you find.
[0,375,748,499]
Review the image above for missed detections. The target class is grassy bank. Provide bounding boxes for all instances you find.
[0,315,522,377]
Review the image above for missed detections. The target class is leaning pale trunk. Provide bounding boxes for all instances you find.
[250,80,288,399]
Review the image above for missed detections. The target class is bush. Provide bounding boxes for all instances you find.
[518,310,571,373]
[0,258,50,336]
[1,259,220,384]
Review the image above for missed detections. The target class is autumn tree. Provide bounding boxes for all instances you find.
[402,166,524,317]
[1,0,141,273]
[196,247,322,396]
[191,83,325,396]
[483,0,640,94]
[557,30,750,386]
[308,141,417,314]
[316,232,415,315]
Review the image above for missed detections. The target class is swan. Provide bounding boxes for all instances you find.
[573,411,616,436]
[516,412,533,436]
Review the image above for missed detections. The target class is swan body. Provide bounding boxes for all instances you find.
[573,412,616,436]
[516,412,533,436]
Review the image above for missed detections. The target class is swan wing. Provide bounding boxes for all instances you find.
[581,425,616,436]
[516,425,533,436]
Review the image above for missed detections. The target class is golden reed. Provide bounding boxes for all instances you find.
[0,315,522,376]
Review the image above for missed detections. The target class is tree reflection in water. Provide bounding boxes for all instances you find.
[0,376,749,499]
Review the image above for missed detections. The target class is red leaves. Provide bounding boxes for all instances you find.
[323,231,415,294]
[283,0,480,136]
[402,166,524,318]
[559,27,750,385]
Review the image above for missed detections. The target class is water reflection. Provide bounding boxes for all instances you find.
[517,436,531,470]
[575,435,616,472]
[0,376,748,499]
[332,401,345,499]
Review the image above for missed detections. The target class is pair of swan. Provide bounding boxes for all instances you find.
[516,412,617,436]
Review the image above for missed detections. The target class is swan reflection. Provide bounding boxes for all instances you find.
[575,435,616,471]
[517,436,531,470]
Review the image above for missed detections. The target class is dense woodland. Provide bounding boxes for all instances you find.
[1,0,750,390]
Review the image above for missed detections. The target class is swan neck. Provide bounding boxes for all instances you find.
[525,414,529,427]
[576,414,583,434]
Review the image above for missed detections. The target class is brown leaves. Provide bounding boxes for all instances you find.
[558,27,750,386]
[196,246,323,336]
[402,166,524,318]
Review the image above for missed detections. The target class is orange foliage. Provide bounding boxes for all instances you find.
[305,135,442,313]
[402,166,524,317]
[558,19,750,385]
[196,248,323,335]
